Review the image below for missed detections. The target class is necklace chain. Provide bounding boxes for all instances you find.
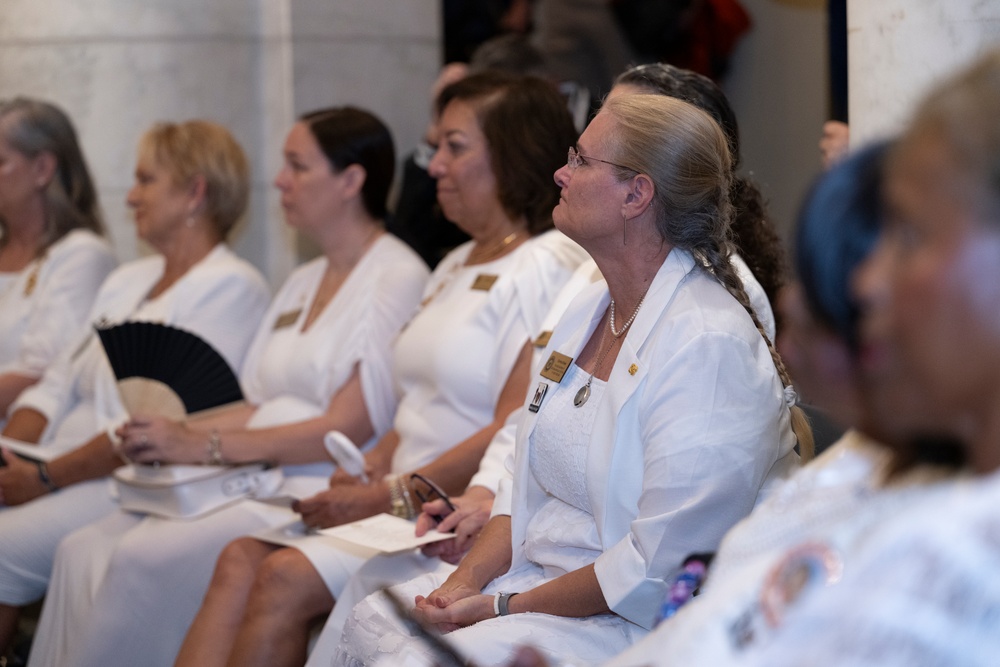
[574,287,649,408]
[468,231,519,264]
[609,289,648,337]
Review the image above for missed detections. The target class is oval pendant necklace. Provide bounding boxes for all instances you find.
[574,289,649,408]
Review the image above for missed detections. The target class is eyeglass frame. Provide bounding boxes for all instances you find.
[566,146,637,173]
[409,472,457,527]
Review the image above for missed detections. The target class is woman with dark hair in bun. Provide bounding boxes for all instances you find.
[173,72,587,667]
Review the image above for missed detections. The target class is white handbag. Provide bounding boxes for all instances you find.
[113,462,284,520]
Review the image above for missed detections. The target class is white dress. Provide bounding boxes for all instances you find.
[337,248,798,667]
[0,244,269,611]
[27,235,429,667]
[0,230,116,381]
[284,230,587,610]
[736,468,995,667]
[604,431,960,666]
[305,258,605,665]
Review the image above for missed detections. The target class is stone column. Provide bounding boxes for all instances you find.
[848,0,1000,146]
[0,0,440,285]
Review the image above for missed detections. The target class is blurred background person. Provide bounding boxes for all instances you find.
[0,98,116,423]
[0,120,270,658]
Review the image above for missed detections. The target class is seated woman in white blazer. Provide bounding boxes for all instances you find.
[0,120,270,657]
[26,107,431,667]
[0,98,116,421]
[336,94,809,667]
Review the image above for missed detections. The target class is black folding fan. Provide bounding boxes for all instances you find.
[97,321,243,418]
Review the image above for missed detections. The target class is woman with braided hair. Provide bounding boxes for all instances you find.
[337,93,807,667]
[612,62,787,335]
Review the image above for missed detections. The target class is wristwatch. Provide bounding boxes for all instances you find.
[494,591,519,617]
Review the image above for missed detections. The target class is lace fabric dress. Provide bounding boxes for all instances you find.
[337,366,642,667]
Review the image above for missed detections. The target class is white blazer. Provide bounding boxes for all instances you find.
[498,248,798,630]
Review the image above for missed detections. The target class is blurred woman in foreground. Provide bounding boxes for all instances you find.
[740,49,1000,667]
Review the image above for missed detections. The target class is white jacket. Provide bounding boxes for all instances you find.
[497,248,798,630]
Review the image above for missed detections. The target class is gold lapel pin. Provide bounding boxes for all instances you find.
[628,363,638,376]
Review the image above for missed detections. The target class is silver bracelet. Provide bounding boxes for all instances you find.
[37,461,58,492]
[207,429,224,465]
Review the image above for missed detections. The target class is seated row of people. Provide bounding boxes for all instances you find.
[0,58,821,667]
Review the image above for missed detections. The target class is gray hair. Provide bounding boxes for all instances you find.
[0,98,104,251]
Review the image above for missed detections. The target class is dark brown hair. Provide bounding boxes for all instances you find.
[300,106,396,220]
[437,71,578,235]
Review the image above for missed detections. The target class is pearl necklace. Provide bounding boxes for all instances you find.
[574,288,649,408]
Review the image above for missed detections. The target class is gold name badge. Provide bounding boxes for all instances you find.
[272,308,302,330]
[540,351,573,383]
[533,331,553,348]
[471,274,499,291]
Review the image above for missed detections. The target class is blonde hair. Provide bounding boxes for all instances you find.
[0,98,104,252]
[603,95,814,459]
[139,120,249,239]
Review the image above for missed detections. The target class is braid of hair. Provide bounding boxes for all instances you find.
[728,175,788,308]
[699,236,815,461]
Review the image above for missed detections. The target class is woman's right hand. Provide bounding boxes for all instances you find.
[416,485,495,564]
[412,574,485,633]
[119,416,199,464]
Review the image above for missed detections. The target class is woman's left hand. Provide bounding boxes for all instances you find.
[118,416,200,464]
[412,591,496,633]
[0,449,48,506]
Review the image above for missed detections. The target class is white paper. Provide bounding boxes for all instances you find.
[252,494,302,509]
[319,513,456,555]
[0,435,61,462]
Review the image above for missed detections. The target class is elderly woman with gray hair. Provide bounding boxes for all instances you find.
[337,92,806,667]
[0,98,116,421]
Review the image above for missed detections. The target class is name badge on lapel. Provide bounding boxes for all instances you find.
[533,330,552,348]
[540,351,573,383]
[528,382,548,413]
[272,309,302,330]
[471,274,498,291]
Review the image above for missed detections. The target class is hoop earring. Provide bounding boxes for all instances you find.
[622,213,628,246]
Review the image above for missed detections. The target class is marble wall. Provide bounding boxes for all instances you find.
[722,0,828,238]
[848,0,1000,146]
[0,0,440,285]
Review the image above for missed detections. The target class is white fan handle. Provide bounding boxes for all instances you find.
[323,431,368,483]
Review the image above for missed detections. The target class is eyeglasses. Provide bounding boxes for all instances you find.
[567,146,635,172]
[409,473,457,526]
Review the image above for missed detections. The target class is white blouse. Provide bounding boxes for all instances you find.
[0,230,116,379]
[239,234,428,477]
[13,244,269,452]
[388,229,586,474]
